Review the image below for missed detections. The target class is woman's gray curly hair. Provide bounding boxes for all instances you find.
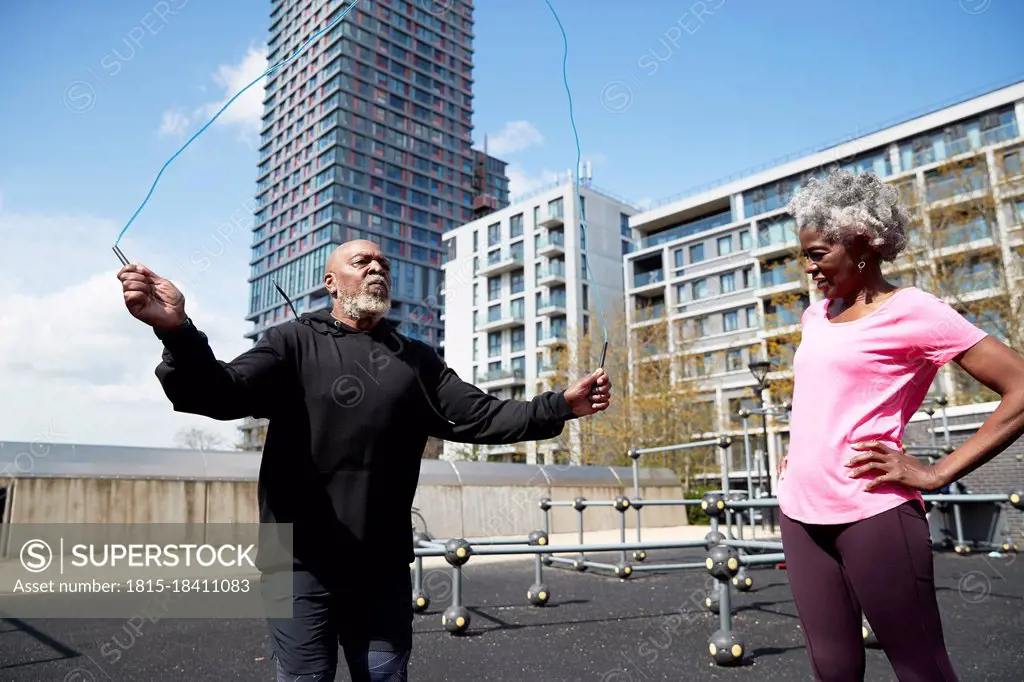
[786,168,910,262]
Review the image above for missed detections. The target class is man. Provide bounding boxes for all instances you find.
[117,239,612,681]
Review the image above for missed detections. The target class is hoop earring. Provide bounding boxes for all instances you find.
[857,261,865,272]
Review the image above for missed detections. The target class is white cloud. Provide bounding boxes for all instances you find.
[485,120,544,157]
[195,45,269,139]
[507,165,566,202]
[158,109,189,137]
[156,44,269,144]
[0,205,252,450]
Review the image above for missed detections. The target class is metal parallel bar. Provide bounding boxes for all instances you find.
[534,554,542,585]
[629,562,707,572]
[633,439,720,456]
[720,539,784,551]
[740,553,786,564]
[416,539,717,556]
[922,494,1009,503]
[630,499,703,507]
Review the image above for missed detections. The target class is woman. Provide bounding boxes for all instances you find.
[776,168,1024,682]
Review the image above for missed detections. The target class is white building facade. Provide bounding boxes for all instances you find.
[441,178,640,464]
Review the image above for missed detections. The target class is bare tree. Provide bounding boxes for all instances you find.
[175,427,225,451]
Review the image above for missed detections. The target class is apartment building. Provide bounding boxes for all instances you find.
[623,80,1024,489]
[440,177,640,464]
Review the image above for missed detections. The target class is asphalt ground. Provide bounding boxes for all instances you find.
[0,547,1021,681]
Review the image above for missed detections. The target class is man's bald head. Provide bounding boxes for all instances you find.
[324,239,392,326]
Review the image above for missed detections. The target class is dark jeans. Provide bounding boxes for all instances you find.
[780,500,959,682]
[262,566,413,681]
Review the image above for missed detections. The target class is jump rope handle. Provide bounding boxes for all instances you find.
[112,245,129,266]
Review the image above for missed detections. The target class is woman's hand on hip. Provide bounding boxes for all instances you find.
[846,441,946,492]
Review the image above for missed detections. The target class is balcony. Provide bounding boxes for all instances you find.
[538,208,565,228]
[537,329,568,347]
[477,304,526,332]
[633,269,664,290]
[536,232,565,257]
[537,361,561,376]
[932,220,994,250]
[537,295,567,316]
[478,246,525,276]
[753,217,799,258]
[634,302,665,322]
[757,261,806,296]
[760,307,804,335]
[537,264,566,287]
[925,170,989,203]
[477,368,526,389]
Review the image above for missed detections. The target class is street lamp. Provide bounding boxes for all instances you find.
[748,359,774,529]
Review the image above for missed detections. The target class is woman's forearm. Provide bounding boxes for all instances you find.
[934,389,1024,486]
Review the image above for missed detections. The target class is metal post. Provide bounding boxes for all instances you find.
[742,415,755,535]
[619,511,627,564]
[633,455,643,545]
[451,565,462,608]
[759,401,774,532]
[577,505,585,565]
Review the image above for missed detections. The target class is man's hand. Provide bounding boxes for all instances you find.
[563,369,611,417]
[846,441,945,492]
[117,264,187,331]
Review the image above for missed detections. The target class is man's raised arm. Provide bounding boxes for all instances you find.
[118,264,288,421]
[417,346,611,444]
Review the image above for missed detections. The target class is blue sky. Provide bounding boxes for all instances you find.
[0,0,1021,449]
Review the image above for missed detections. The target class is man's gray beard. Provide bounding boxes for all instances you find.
[338,289,391,322]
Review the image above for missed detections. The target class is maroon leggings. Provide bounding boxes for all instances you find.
[780,500,959,682]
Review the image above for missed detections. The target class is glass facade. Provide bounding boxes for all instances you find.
[246,0,482,347]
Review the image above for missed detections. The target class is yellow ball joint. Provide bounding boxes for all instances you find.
[411,591,430,613]
[706,546,741,581]
[442,606,470,634]
[527,583,550,606]
[708,629,745,666]
[443,538,473,567]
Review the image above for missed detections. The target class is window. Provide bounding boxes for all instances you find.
[581,283,589,311]
[720,272,736,293]
[746,306,759,328]
[510,270,524,294]
[726,348,743,371]
[698,317,710,337]
[511,327,525,352]
[724,310,739,332]
[473,282,479,305]
[488,276,501,301]
[743,267,753,289]
[692,279,708,300]
[488,332,501,357]
[510,213,524,237]
[473,230,478,252]
[739,230,752,250]
[1003,150,1023,179]
[621,213,631,238]
[488,222,501,247]
[472,338,478,361]
[717,235,733,256]
[580,254,588,278]
[674,249,685,269]
[689,243,704,263]
[511,356,525,375]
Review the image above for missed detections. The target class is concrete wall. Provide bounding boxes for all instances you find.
[0,461,687,558]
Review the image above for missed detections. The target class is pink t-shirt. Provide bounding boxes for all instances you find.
[778,287,988,525]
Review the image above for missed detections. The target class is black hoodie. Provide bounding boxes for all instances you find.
[153,308,576,572]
